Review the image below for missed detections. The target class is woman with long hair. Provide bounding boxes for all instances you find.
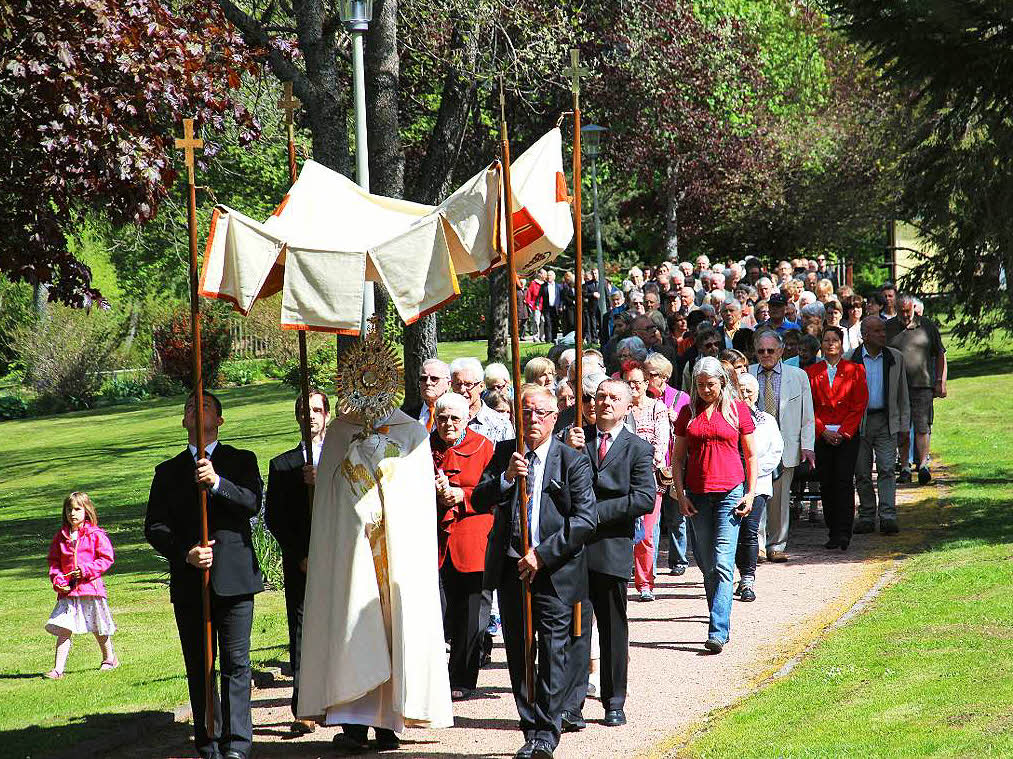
[670,357,757,653]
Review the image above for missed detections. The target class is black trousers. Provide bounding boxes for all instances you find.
[499,563,572,749]
[173,593,255,759]
[816,437,860,542]
[282,557,306,719]
[543,307,559,343]
[562,570,629,714]
[734,495,768,579]
[442,560,491,690]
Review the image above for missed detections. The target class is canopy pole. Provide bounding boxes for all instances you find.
[175,117,214,735]
[499,78,536,703]
[279,83,316,499]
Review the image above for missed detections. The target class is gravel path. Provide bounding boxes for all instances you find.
[118,483,934,759]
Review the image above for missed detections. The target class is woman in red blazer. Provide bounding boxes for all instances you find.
[430,392,496,700]
[805,326,869,550]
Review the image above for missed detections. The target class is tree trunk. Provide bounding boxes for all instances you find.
[664,161,681,262]
[366,0,404,198]
[487,267,509,363]
[402,317,437,407]
[32,278,49,321]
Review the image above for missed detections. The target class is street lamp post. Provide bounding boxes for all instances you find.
[581,124,608,316]
[341,0,374,331]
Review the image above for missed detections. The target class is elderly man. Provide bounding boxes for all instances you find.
[886,294,946,484]
[748,330,816,562]
[760,293,801,335]
[539,270,562,343]
[451,357,515,444]
[642,288,667,331]
[775,260,793,284]
[756,277,774,302]
[473,385,597,759]
[678,286,697,316]
[679,326,722,392]
[850,317,909,535]
[720,299,749,350]
[560,378,655,732]
[631,315,679,371]
[404,358,451,432]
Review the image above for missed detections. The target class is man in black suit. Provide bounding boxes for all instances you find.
[145,392,264,759]
[401,358,451,432]
[538,270,562,343]
[265,388,329,735]
[560,379,655,731]
[472,384,597,759]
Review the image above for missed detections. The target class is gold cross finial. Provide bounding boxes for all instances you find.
[278,82,301,126]
[174,118,203,185]
[563,48,590,109]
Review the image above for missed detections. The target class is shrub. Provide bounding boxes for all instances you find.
[152,304,233,389]
[251,517,284,591]
[100,374,151,405]
[148,373,187,398]
[0,396,28,420]
[438,277,488,341]
[281,344,335,391]
[14,305,125,412]
[221,359,267,387]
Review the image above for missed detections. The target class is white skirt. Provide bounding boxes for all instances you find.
[45,596,116,636]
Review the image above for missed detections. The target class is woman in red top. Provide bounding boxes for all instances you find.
[805,326,869,550]
[670,357,757,654]
[430,392,496,699]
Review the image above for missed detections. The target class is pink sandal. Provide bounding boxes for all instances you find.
[44,670,64,680]
[99,658,119,671]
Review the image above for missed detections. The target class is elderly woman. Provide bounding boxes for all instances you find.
[484,389,512,422]
[733,374,784,602]
[670,357,757,653]
[430,392,497,700]
[622,360,671,601]
[643,353,693,577]
[555,377,576,409]
[601,289,627,342]
[523,356,556,387]
[483,362,512,396]
[611,336,648,376]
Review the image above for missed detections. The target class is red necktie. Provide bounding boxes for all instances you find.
[598,431,609,463]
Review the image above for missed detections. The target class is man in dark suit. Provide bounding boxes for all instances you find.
[401,358,451,432]
[472,384,597,759]
[265,388,329,735]
[145,392,264,759]
[538,270,562,343]
[560,379,655,731]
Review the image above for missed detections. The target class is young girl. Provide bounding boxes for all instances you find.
[44,492,118,679]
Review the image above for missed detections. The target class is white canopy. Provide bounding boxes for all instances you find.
[199,129,573,333]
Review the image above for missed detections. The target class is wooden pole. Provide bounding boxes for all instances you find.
[279,83,316,495]
[565,48,590,639]
[499,79,536,703]
[175,117,215,735]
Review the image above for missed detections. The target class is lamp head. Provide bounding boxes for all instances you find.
[581,123,607,159]
[340,0,373,31]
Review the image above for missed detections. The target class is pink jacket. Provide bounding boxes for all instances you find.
[47,522,114,598]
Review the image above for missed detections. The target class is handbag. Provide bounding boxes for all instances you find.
[633,515,646,544]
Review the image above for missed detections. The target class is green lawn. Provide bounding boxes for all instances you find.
[679,340,1013,758]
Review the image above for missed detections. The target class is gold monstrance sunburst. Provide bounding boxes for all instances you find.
[335,317,404,428]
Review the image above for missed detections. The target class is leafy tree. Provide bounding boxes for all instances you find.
[831,0,1013,340]
[0,0,260,305]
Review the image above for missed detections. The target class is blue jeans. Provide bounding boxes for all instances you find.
[687,485,744,644]
[661,492,690,570]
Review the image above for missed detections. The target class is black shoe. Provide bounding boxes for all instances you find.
[881,519,899,535]
[897,468,912,484]
[374,729,400,752]
[918,465,932,485]
[603,709,627,727]
[670,564,687,576]
[824,538,841,549]
[530,739,555,759]
[853,520,875,534]
[733,582,742,596]
[561,710,586,732]
[704,638,724,654]
[840,540,850,551]
[223,752,245,759]
[514,740,536,759]
[333,733,370,755]
[740,586,756,602]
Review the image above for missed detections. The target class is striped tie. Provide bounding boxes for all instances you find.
[762,369,778,418]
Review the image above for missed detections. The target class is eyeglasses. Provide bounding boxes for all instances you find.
[419,374,445,383]
[436,414,463,424]
[627,379,645,386]
[756,348,778,355]
[452,380,482,393]
[581,393,594,402]
[521,407,557,420]
[646,371,662,378]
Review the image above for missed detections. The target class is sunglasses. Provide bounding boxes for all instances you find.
[419,375,445,383]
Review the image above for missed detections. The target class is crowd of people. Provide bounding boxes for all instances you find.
[40,254,948,759]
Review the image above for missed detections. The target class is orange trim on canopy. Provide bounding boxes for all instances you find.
[280,322,361,336]
[555,172,569,203]
[272,195,291,217]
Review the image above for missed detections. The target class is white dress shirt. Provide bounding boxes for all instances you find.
[504,436,553,558]
[594,424,621,459]
[189,440,221,491]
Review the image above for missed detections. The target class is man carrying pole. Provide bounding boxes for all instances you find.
[471,82,597,759]
[144,119,265,759]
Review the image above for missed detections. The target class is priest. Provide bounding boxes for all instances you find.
[297,332,453,754]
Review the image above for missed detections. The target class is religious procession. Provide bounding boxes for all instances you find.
[3,2,1010,759]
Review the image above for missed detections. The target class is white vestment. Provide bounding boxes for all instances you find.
[297,410,453,731]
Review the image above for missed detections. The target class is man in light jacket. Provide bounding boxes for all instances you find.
[850,316,910,535]
[748,329,815,562]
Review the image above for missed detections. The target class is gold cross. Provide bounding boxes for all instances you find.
[174,118,203,185]
[562,48,590,109]
[278,81,301,126]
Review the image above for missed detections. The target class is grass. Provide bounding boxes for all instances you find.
[678,337,1013,758]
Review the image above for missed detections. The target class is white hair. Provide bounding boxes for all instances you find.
[799,291,817,307]
[690,357,739,428]
[449,357,483,380]
[801,301,826,320]
[722,298,742,312]
[434,392,470,417]
[484,362,510,385]
[757,276,773,288]
[559,348,576,366]
[422,358,450,377]
[581,371,609,397]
